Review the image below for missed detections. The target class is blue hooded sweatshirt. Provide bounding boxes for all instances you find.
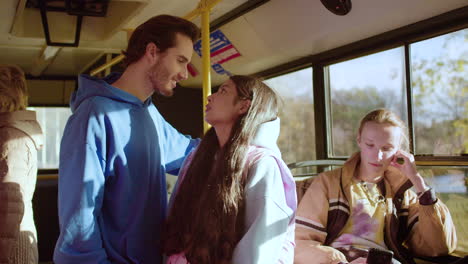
[54,74,199,264]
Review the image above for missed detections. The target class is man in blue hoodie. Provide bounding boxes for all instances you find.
[54,15,200,264]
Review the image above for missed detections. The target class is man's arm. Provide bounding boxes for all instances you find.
[54,112,111,264]
[155,112,200,174]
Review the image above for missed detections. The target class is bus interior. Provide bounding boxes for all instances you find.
[0,0,467,262]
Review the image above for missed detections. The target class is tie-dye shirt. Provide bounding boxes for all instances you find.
[331,179,388,251]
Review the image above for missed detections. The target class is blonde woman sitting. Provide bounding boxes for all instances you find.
[295,109,456,264]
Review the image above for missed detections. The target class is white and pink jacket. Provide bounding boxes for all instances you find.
[167,118,297,264]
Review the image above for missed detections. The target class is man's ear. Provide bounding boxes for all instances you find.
[145,42,159,63]
[238,99,251,115]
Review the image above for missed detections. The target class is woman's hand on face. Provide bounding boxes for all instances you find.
[390,150,428,193]
[390,150,417,177]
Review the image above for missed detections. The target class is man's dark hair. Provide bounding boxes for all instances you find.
[123,15,200,66]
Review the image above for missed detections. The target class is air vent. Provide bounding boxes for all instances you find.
[10,0,148,44]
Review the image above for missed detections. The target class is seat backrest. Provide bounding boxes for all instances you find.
[295,177,316,203]
[33,178,60,262]
[289,159,344,203]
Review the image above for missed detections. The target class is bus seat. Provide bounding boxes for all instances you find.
[288,159,345,203]
[32,178,60,262]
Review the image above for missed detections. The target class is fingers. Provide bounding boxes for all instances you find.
[391,150,420,180]
[396,157,405,165]
[392,150,415,165]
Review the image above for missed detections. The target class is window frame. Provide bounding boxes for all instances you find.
[25,74,76,175]
[255,6,468,165]
[29,102,72,175]
[263,67,317,164]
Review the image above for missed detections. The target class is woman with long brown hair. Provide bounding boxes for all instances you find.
[163,75,296,264]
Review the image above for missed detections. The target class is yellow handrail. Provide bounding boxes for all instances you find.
[90,54,124,76]
[200,2,212,133]
[38,174,59,180]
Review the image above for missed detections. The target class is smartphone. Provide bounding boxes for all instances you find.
[396,157,404,165]
[366,248,393,264]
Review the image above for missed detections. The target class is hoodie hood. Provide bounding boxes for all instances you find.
[71,73,151,112]
[0,110,43,150]
[251,117,281,156]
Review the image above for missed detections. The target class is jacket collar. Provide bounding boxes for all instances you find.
[0,110,44,150]
[342,152,412,196]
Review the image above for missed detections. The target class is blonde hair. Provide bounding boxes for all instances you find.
[358,108,410,151]
[0,65,28,112]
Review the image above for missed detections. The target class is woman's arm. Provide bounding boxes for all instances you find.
[391,150,457,256]
[405,189,457,256]
[232,156,294,264]
[0,131,27,263]
[295,173,348,264]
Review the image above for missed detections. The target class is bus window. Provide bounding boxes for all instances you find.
[411,28,468,156]
[327,47,408,158]
[28,107,72,169]
[264,67,316,164]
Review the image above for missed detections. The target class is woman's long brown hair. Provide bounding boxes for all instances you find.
[163,75,279,263]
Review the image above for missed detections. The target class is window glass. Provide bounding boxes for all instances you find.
[28,107,72,169]
[264,67,315,164]
[328,47,408,157]
[411,29,468,156]
[418,166,468,256]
